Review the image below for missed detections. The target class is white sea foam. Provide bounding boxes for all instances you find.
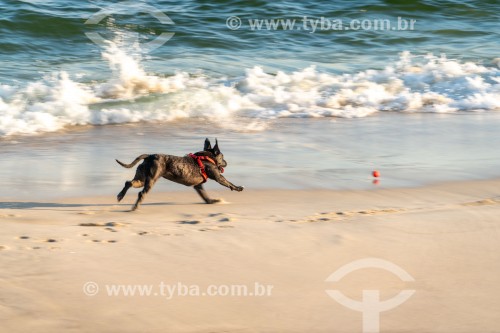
[0,45,498,136]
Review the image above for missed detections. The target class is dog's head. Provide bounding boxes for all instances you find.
[204,138,227,169]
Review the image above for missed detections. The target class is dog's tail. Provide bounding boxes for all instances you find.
[115,154,150,168]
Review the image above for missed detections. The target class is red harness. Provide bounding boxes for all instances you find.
[188,153,223,183]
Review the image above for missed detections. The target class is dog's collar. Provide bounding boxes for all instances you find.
[189,153,223,183]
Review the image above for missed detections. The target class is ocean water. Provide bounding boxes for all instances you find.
[0,0,499,197]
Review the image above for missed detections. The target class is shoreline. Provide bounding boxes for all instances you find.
[3,175,499,205]
[1,178,500,332]
[2,113,500,200]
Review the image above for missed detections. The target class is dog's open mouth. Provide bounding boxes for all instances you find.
[218,166,224,173]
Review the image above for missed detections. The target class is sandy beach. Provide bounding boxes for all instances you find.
[1,179,499,333]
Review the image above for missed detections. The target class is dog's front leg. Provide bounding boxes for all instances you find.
[194,184,221,204]
[212,173,244,192]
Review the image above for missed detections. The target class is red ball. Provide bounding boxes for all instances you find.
[372,170,380,178]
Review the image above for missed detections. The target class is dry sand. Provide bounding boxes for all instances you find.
[1,179,500,333]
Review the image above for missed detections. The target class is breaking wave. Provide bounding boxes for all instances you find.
[0,42,498,136]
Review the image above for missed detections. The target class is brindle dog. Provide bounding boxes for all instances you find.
[116,138,244,211]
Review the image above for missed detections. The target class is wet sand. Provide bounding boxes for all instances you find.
[1,112,500,200]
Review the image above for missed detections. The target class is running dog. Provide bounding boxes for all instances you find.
[116,138,244,211]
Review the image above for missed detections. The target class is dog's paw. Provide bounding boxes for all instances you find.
[234,186,244,192]
[208,199,222,204]
[117,193,124,202]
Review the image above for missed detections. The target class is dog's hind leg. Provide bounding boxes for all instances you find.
[131,164,162,211]
[194,184,221,204]
[117,181,132,202]
[131,179,155,211]
[118,163,146,202]
[117,179,144,202]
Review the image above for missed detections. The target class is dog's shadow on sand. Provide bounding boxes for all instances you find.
[0,202,181,210]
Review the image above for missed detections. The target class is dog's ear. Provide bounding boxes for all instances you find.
[204,138,212,151]
[213,139,221,155]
